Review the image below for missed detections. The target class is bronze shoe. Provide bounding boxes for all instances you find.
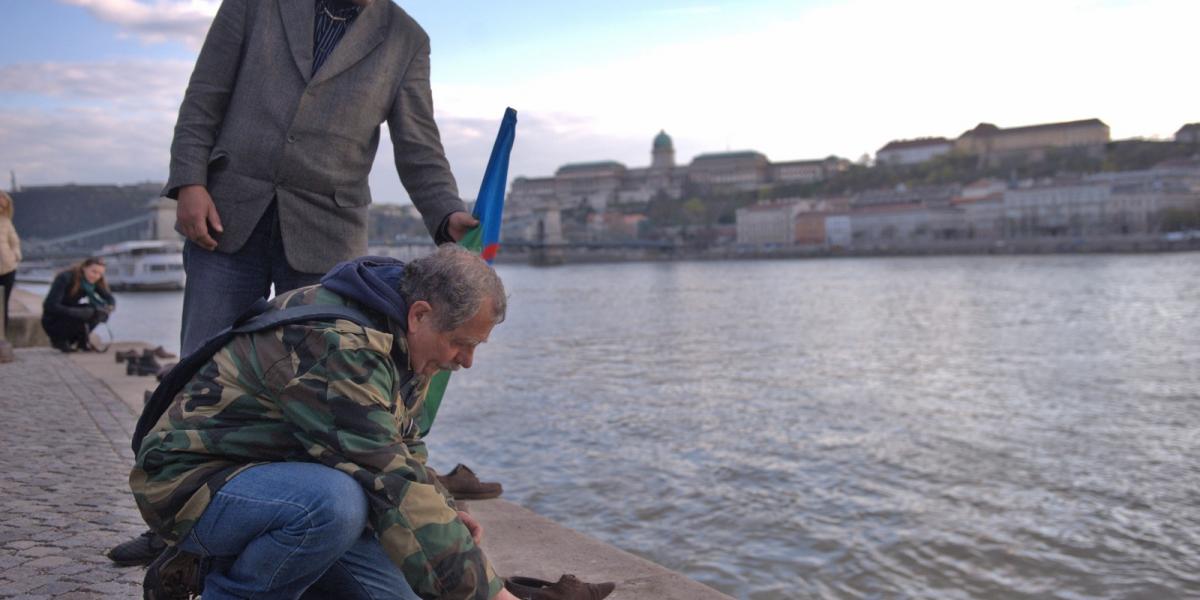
[438,463,503,500]
[505,574,615,600]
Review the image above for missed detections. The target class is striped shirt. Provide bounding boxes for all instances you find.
[313,0,361,76]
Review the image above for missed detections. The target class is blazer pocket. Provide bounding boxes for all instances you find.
[333,186,372,208]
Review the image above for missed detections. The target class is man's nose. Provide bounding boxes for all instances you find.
[457,348,475,369]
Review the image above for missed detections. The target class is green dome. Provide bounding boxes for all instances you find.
[652,130,673,150]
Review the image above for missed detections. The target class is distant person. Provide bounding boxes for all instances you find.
[0,190,20,330]
[165,0,476,356]
[41,257,115,353]
[132,247,524,600]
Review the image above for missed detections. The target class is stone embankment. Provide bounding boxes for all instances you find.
[0,343,730,599]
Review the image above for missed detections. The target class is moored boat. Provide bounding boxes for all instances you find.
[95,240,185,291]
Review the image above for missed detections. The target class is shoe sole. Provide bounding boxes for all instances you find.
[109,556,155,567]
[450,491,503,500]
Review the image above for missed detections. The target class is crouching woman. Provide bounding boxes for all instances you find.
[41,257,115,352]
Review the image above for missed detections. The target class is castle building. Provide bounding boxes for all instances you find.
[875,119,1111,167]
[506,131,848,226]
[954,118,1110,161]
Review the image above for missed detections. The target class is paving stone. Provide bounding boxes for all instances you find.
[22,557,73,570]
[0,350,145,599]
[26,582,79,596]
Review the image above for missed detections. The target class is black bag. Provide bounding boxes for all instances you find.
[131,299,375,454]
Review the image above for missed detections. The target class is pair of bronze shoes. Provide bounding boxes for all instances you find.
[505,574,615,600]
[115,346,176,363]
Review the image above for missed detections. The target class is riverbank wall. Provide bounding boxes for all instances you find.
[493,235,1200,265]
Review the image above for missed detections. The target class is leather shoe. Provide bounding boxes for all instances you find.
[438,464,502,500]
[106,530,166,567]
[505,574,615,600]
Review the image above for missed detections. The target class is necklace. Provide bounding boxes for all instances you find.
[321,3,350,21]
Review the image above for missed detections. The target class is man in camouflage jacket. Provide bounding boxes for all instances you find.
[131,246,519,600]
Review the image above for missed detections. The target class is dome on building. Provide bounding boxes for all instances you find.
[652,130,673,150]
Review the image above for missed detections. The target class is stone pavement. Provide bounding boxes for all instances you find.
[0,348,145,598]
[1,344,731,600]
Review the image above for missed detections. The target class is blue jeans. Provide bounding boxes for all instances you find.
[178,462,419,600]
[180,202,323,355]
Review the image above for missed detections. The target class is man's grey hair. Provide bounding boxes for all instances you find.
[401,244,507,331]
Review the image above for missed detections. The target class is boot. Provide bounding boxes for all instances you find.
[115,349,140,363]
[152,346,177,359]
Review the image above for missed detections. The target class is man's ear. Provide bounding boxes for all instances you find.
[408,300,433,331]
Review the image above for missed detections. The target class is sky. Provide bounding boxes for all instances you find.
[1,0,1197,205]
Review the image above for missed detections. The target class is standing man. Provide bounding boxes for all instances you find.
[108,0,477,567]
[170,0,476,355]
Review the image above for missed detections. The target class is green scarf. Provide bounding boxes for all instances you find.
[81,280,108,308]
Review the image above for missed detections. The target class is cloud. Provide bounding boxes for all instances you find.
[436,0,1200,166]
[0,60,192,111]
[0,59,189,187]
[59,0,218,48]
[0,105,175,186]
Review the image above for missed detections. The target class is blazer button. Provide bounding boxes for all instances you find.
[287,135,297,143]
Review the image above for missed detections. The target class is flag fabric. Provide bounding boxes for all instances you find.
[418,107,517,437]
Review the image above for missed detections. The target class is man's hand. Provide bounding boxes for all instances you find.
[446,211,479,243]
[458,510,483,545]
[176,185,223,251]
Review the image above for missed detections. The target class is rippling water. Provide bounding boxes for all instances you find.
[29,253,1200,598]
[438,254,1200,599]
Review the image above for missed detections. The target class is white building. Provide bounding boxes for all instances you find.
[736,202,803,246]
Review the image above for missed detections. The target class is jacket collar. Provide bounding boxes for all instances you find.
[280,0,390,86]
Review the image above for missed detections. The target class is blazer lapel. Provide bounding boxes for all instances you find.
[309,0,390,87]
[278,0,315,83]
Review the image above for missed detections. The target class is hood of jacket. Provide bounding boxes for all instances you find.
[320,256,409,333]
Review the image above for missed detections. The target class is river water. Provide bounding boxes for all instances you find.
[26,253,1200,598]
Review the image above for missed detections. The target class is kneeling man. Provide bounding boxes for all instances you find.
[131,245,518,599]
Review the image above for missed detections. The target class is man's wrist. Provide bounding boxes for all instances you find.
[434,213,455,245]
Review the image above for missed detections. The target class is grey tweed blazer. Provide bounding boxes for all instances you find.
[164,0,464,273]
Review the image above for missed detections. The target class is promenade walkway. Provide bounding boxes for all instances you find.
[0,346,730,600]
[0,348,145,598]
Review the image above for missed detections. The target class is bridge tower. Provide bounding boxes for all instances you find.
[148,197,182,241]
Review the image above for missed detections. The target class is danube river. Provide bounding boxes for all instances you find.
[36,253,1200,599]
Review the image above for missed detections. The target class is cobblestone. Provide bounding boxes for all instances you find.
[0,349,145,598]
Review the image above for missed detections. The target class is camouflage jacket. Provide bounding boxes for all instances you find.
[130,285,501,599]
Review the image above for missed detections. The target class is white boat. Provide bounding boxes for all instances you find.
[95,240,186,291]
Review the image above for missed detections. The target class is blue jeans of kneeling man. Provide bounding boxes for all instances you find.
[177,462,420,600]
